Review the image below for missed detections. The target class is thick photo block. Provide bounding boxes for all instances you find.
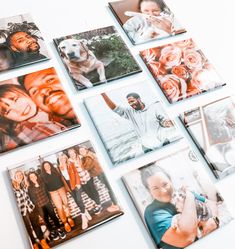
[109,0,186,45]
[140,38,225,103]
[85,81,181,165]
[8,141,123,249]
[54,26,141,91]
[180,96,235,179]
[123,147,233,249]
[0,13,49,72]
[0,67,80,153]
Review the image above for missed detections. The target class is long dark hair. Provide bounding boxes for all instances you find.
[28,171,43,188]
[41,161,59,177]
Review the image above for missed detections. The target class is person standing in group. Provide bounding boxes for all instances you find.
[28,171,66,241]
[41,161,75,233]
[12,170,50,249]
[58,152,92,230]
[78,146,120,212]
[67,148,102,215]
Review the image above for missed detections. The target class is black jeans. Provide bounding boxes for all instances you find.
[23,208,43,244]
[70,187,86,213]
[82,178,101,205]
[97,173,117,205]
[39,202,61,231]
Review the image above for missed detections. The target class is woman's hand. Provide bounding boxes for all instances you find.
[201,217,218,236]
[147,17,173,34]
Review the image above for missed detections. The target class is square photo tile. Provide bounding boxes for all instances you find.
[85,81,181,165]
[0,13,49,72]
[140,38,225,103]
[0,67,80,153]
[123,147,233,249]
[180,96,235,179]
[8,141,123,249]
[54,26,141,91]
[109,0,186,45]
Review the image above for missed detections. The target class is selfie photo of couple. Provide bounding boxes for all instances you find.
[0,67,80,153]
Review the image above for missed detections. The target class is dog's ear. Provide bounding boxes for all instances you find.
[58,46,66,59]
[60,51,66,59]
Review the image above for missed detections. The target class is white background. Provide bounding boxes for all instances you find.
[1,0,235,248]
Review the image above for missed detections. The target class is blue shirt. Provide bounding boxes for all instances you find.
[144,199,182,249]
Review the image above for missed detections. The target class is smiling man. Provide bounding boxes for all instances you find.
[101,92,175,153]
[6,31,47,66]
[23,67,79,125]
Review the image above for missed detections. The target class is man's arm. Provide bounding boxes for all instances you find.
[101,93,117,110]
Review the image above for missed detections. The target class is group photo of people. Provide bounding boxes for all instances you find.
[0,13,49,72]
[182,96,235,179]
[85,81,181,165]
[0,67,80,153]
[123,147,233,249]
[9,141,122,249]
[109,0,186,45]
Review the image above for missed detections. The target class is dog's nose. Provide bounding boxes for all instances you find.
[67,52,76,58]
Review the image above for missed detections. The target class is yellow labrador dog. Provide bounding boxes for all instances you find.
[58,38,106,88]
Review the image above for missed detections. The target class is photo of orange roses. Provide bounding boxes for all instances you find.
[140,38,225,103]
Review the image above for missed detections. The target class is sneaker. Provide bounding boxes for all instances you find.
[67,217,75,227]
[64,222,71,233]
[85,209,92,221]
[107,204,120,213]
[33,243,39,249]
[81,213,89,230]
[49,230,59,241]
[93,205,102,215]
[57,229,66,239]
[40,239,50,249]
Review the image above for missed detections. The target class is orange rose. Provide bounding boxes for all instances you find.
[158,74,187,103]
[172,65,190,80]
[184,49,203,70]
[159,45,182,68]
[141,48,166,77]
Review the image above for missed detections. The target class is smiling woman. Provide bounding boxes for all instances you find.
[0,68,80,153]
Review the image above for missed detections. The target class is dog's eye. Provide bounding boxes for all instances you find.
[72,44,77,47]
[60,46,66,50]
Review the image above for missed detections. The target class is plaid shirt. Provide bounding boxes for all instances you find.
[15,120,66,144]
[28,184,49,208]
[0,111,69,153]
[14,188,35,216]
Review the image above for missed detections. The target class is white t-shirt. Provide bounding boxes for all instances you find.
[113,102,178,149]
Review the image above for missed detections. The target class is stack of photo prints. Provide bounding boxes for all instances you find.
[0,0,234,249]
